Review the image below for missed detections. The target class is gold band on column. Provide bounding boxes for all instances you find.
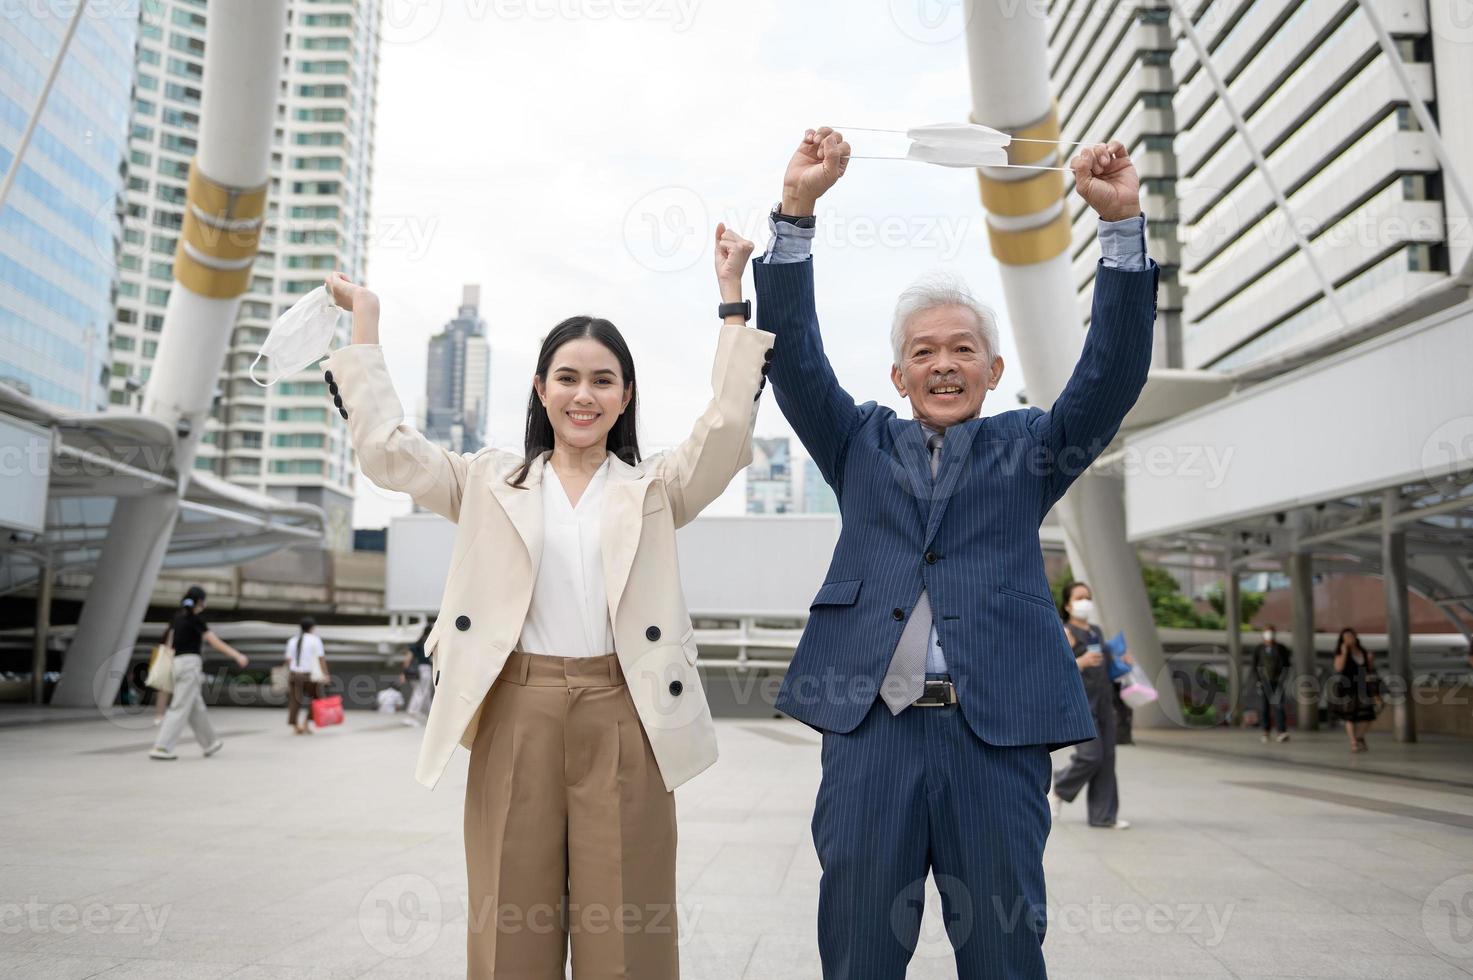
[986,212,1073,266]
[978,167,1065,217]
[173,159,268,299]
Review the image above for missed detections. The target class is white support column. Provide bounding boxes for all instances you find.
[1382,488,1416,742]
[1225,555,1243,724]
[1290,551,1318,731]
[52,0,290,710]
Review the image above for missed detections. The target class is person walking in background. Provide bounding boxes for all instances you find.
[1330,626,1381,752]
[400,621,434,727]
[1049,581,1131,830]
[1251,624,1292,742]
[284,617,330,735]
[149,586,249,761]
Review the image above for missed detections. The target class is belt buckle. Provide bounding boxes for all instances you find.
[913,679,957,707]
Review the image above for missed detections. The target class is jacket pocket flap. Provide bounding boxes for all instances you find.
[997,585,1057,611]
[811,578,862,608]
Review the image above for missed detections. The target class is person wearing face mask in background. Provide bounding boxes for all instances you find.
[1249,624,1292,743]
[1048,581,1130,830]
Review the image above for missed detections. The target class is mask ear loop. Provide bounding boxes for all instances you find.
[249,352,274,388]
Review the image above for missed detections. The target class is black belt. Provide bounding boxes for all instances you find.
[912,678,957,707]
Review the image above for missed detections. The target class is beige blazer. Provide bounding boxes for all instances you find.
[323,321,776,791]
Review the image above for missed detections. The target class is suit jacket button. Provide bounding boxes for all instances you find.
[646,625,661,642]
[455,615,471,631]
[332,394,343,408]
[669,680,683,696]
[763,348,774,362]
[338,407,349,420]
[925,551,938,564]
[892,608,904,621]
[323,370,334,384]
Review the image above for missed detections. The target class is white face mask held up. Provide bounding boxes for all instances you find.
[839,121,1090,171]
[250,284,343,387]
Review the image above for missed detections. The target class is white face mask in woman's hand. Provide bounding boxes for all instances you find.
[249,285,342,387]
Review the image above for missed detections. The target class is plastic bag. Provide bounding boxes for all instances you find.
[250,284,342,387]
[1119,663,1159,708]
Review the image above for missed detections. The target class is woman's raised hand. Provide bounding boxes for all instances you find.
[324,270,377,313]
[714,222,754,303]
[325,270,381,345]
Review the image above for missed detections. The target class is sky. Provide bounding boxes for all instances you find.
[352,0,1047,527]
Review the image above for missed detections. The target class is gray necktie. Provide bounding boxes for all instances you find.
[880,431,943,714]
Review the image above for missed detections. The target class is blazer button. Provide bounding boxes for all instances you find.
[646,625,661,642]
[892,608,904,621]
[760,362,771,376]
[338,407,349,420]
[328,381,339,395]
[455,615,471,631]
[332,394,343,408]
[925,551,938,564]
[763,348,774,362]
[669,680,683,696]
[323,370,334,384]
[434,670,440,686]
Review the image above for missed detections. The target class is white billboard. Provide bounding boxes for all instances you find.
[385,511,842,616]
[0,413,51,534]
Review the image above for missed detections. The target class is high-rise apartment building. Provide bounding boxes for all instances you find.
[109,0,381,549]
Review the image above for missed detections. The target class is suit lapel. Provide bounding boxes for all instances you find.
[599,455,646,621]
[489,452,546,572]
[886,416,931,529]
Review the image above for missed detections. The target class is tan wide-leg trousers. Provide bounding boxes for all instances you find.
[464,651,679,980]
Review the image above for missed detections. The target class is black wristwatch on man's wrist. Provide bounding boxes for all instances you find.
[771,203,817,228]
[718,299,751,322]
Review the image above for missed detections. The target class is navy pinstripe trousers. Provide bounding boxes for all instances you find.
[813,695,1053,979]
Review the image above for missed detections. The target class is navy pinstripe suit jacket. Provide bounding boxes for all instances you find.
[753,255,1160,749]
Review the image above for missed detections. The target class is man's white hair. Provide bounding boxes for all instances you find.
[890,272,1000,366]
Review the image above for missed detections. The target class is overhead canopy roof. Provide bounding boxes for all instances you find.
[0,384,323,595]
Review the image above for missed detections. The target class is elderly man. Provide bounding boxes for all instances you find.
[752,127,1158,978]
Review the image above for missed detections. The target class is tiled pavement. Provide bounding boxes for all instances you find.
[2,706,1471,979]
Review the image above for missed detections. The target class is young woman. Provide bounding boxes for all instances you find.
[1048,581,1132,829]
[149,585,249,760]
[321,223,772,978]
[1330,626,1380,752]
[283,616,330,735]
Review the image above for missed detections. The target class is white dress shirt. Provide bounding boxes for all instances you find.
[517,457,617,658]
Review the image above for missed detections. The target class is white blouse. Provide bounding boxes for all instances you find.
[516,458,617,658]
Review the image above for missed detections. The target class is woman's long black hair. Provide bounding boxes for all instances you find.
[1337,627,1370,660]
[508,315,640,487]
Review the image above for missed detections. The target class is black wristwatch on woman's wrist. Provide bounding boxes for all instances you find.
[718,299,751,322]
